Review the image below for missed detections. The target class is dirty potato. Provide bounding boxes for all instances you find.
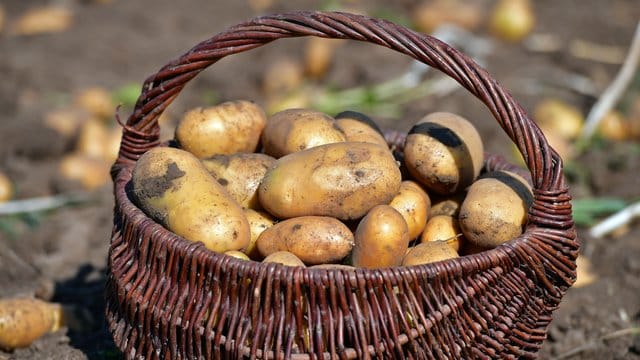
[334,110,388,147]
[175,100,266,158]
[429,192,466,217]
[0,298,63,350]
[131,147,250,253]
[420,215,462,252]
[352,205,410,268]
[402,241,459,266]
[259,142,401,220]
[389,180,431,240]
[201,153,276,209]
[257,216,354,265]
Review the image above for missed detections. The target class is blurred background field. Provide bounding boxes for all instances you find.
[0,0,639,358]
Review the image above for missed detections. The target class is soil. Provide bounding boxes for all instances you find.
[1,0,639,359]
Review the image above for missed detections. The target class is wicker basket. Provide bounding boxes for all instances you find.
[106,11,579,359]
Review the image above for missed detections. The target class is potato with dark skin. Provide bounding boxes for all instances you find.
[352,205,410,268]
[262,251,306,267]
[175,100,267,158]
[389,180,431,240]
[334,110,389,147]
[429,192,466,217]
[459,170,533,249]
[420,215,462,252]
[402,241,459,266]
[257,216,354,265]
[259,142,401,220]
[404,112,484,195]
[0,298,63,350]
[201,153,276,209]
[243,208,275,260]
[261,108,346,158]
[131,147,250,253]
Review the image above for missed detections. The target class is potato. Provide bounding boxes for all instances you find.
[224,250,250,261]
[489,0,535,43]
[429,192,466,217]
[420,215,462,252]
[334,110,388,147]
[201,153,276,209]
[59,153,111,190]
[262,251,306,267]
[404,112,484,195]
[257,216,354,265]
[309,264,356,270]
[0,298,62,350]
[175,100,266,158]
[259,142,401,220]
[131,147,250,253]
[402,242,459,266]
[352,205,409,268]
[74,87,114,120]
[388,181,431,240]
[244,209,275,260]
[0,172,13,203]
[459,170,533,249]
[261,108,346,158]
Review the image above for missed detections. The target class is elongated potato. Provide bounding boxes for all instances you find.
[420,215,462,252]
[262,251,306,267]
[175,100,267,158]
[402,242,458,266]
[131,147,250,253]
[334,111,388,147]
[389,180,431,240]
[404,112,484,195]
[257,216,354,265]
[0,298,62,350]
[259,142,401,220]
[459,170,533,249]
[352,205,410,268]
[202,153,276,209]
[261,108,346,158]
[244,209,275,260]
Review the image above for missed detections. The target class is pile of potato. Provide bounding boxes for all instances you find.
[130,100,533,269]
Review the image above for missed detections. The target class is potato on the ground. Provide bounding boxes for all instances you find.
[261,108,346,158]
[459,170,533,249]
[257,216,354,265]
[388,180,431,240]
[0,172,13,203]
[175,100,266,158]
[420,215,462,252]
[404,112,484,195]
[243,209,275,260]
[489,0,535,43]
[402,242,459,266]
[352,205,410,268]
[74,87,114,120]
[259,142,401,220]
[334,110,388,147]
[0,298,63,350]
[131,147,250,253]
[262,251,306,267]
[202,153,276,209]
[59,153,111,190]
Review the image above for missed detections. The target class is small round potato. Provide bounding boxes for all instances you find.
[257,216,354,265]
[244,209,276,260]
[404,112,484,195]
[261,108,346,158]
[459,170,533,249]
[262,251,306,267]
[352,205,410,268]
[175,100,267,158]
[131,147,251,253]
[334,111,388,147]
[402,242,459,266]
[224,250,250,260]
[429,193,466,217]
[201,153,276,209]
[420,215,462,252]
[259,142,401,220]
[389,180,431,240]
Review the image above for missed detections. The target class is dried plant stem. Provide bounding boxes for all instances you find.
[589,201,640,238]
[0,193,92,215]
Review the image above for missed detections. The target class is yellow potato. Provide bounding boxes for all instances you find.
[429,192,466,217]
[388,180,431,240]
[224,250,250,261]
[59,153,111,190]
[243,209,275,260]
[459,170,533,249]
[74,87,114,120]
[0,298,63,350]
[201,153,276,209]
[259,142,401,220]
[309,264,355,270]
[261,108,346,158]
[334,111,388,147]
[420,215,462,252]
[257,216,354,265]
[352,205,409,268]
[489,0,535,43]
[131,147,250,253]
[175,100,266,158]
[404,112,484,195]
[262,251,306,267]
[0,172,13,203]
[402,242,459,266]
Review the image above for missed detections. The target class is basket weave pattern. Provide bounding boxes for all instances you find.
[107,11,578,359]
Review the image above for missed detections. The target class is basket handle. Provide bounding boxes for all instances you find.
[114,10,572,230]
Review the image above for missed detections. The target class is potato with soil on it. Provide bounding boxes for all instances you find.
[243,208,275,260]
[334,110,389,148]
[388,180,431,240]
[261,108,346,158]
[262,251,306,267]
[420,214,462,252]
[259,142,401,220]
[402,241,459,266]
[352,205,410,268]
[257,216,354,265]
[201,153,276,210]
[0,298,63,350]
[404,112,484,195]
[131,147,250,253]
[429,192,466,217]
[459,170,533,249]
[175,100,266,158]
